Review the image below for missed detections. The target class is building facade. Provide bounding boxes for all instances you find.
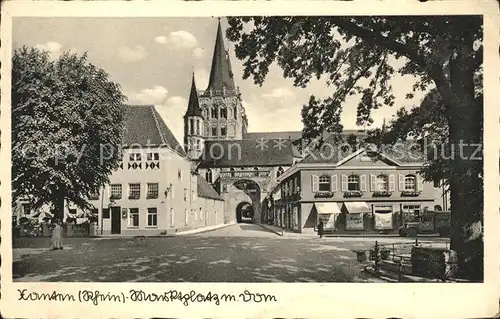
[270,137,448,234]
[14,105,225,236]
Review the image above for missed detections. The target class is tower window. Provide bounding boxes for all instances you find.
[220,106,227,119]
[196,120,201,135]
[221,127,227,137]
[211,107,217,119]
[206,169,213,183]
[234,107,237,119]
[211,127,217,137]
[190,118,194,135]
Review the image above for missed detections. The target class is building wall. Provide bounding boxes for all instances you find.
[272,162,440,233]
[17,146,226,235]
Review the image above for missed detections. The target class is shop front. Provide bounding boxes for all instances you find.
[314,202,342,232]
[373,205,394,230]
[343,202,370,231]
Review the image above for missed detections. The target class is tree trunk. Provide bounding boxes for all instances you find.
[445,55,483,281]
[53,196,65,222]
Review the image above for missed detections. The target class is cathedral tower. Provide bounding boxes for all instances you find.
[184,74,205,159]
[198,19,248,141]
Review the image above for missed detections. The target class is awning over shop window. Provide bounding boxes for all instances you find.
[315,202,341,215]
[343,202,370,214]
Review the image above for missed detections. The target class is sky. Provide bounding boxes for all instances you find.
[12,17,427,144]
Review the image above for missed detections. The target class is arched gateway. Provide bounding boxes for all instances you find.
[233,179,261,223]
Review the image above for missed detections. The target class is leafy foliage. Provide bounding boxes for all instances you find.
[227,16,484,280]
[12,47,126,218]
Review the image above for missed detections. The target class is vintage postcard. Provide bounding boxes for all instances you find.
[1,0,499,318]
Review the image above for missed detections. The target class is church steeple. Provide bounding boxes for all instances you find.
[206,18,236,92]
[184,73,202,117]
[184,73,205,159]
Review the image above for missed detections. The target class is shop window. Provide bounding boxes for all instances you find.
[129,208,139,227]
[348,175,360,191]
[404,175,417,191]
[403,205,421,221]
[147,208,157,227]
[318,175,331,191]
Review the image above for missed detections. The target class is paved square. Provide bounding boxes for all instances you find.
[12,224,448,282]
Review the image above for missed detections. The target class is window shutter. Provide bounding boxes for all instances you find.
[370,175,377,191]
[331,175,338,192]
[341,175,348,192]
[389,174,396,191]
[398,174,405,191]
[360,175,367,192]
[417,175,424,191]
[312,175,319,192]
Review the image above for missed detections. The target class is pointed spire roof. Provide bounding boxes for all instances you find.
[185,73,203,117]
[206,19,236,92]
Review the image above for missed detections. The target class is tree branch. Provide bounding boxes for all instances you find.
[331,18,429,71]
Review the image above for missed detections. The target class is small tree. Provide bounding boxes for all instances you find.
[12,47,126,220]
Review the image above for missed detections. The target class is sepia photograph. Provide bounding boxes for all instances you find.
[1,1,498,318]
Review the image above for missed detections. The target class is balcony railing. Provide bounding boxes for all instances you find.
[219,170,271,179]
[198,88,240,97]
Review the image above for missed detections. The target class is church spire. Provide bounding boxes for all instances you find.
[184,73,202,117]
[206,18,236,93]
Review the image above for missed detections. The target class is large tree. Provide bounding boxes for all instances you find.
[226,16,483,281]
[12,47,126,220]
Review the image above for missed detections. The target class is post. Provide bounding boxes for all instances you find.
[374,240,379,271]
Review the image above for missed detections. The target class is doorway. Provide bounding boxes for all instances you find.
[111,206,121,234]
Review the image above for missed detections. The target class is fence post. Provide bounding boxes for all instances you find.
[374,240,379,271]
[392,243,395,261]
[398,258,403,282]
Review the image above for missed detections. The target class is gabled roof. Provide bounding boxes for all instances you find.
[122,105,188,157]
[243,131,303,141]
[206,19,236,92]
[301,133,425,165]
[197,175,224,201]
[198,139,297,168]
[184,74,203,118]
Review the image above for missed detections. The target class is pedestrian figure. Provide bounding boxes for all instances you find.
[51,219,63,250]
[318,219,324,239]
